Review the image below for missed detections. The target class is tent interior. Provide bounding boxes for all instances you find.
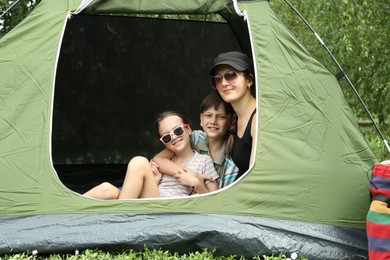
[53,14,248,194]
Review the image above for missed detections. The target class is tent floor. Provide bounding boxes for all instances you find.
[54,164,127,194]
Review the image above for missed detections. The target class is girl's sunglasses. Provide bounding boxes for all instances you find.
[159,124,189,144]
[210,71,242,89]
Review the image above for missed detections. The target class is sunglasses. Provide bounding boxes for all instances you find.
[159,124,189,144]
[210,71,243,89]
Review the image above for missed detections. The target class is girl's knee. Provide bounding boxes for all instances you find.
[99,182,116,191]
[84,182,119,199]
[129,156,149,164]
[126,156,153,178]
[99,182,119,198]
[128,156,150,170]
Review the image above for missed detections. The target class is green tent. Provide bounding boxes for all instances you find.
[0,0,377,258]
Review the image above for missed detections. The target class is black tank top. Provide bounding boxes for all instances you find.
[232,109,256,179]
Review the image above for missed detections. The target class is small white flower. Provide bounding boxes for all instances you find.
[286,258,291,260]
[291,252,298,260]
[75,250,79,255]
[32,250,38,255]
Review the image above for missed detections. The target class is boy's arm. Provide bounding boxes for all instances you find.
[152,149,182,176]
[153,149,215,193]
[186,156,219,194]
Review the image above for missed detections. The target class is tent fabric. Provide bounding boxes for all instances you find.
[0,0,377,257]
[0,213,368,260]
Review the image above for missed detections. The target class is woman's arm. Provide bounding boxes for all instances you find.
[249,112,257,167]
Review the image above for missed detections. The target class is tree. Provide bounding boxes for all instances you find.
[0,0,40,38]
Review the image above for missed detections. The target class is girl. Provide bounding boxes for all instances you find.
[209,51,256,179]
[83,111,218,199]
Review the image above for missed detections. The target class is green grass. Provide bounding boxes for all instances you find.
[2,247,309,260]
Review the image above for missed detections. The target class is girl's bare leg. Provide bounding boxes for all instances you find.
[118,156,160,199]
[83,182,120,199]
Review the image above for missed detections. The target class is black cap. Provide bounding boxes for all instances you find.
[209,51,253,75]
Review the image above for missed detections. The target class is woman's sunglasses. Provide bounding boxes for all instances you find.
[211,71,242,89]
[159,124,189,144]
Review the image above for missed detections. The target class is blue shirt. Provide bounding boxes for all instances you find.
[190,130,239,188]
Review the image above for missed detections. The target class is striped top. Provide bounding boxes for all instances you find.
[158,151,218,197]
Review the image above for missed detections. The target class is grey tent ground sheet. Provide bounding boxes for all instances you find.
[0,213,367,259]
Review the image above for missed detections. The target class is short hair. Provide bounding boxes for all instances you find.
[200,91,234,116]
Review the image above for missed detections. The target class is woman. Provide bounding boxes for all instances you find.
[209,51,256,179]
[83,111,218,199]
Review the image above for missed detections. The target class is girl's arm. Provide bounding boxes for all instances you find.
[175,169,217,194]
[204,178,218,192]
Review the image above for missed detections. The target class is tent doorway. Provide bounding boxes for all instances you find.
[53,14,249,193]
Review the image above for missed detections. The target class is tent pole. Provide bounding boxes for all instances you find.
[283,0,390,154]
[0,0,22,19]
[232,0,245,17]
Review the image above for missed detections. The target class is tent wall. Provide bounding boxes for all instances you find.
[0,0,376,226]
[245,0,375,227]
